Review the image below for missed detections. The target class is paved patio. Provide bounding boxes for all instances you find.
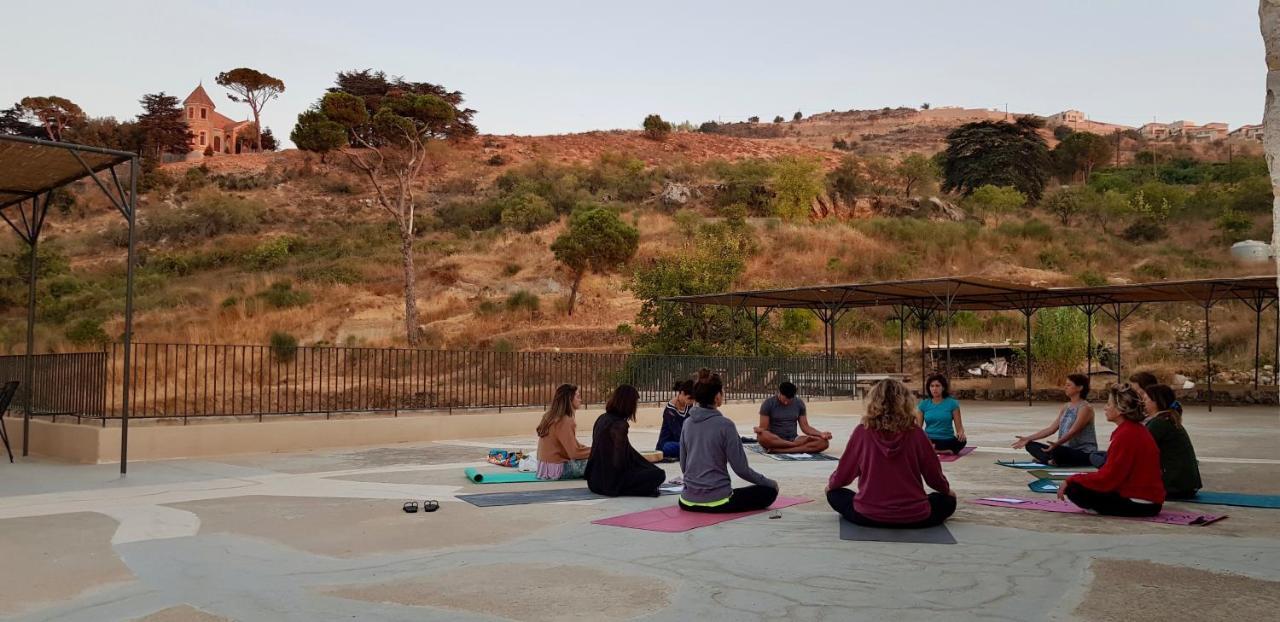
[2,400,1278,621]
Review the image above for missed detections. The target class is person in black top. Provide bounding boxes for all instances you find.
[656,380,694,459]
[586,384,666,497]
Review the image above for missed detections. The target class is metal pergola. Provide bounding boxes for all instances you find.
[664,275,1279,410]
[0,135,138,474]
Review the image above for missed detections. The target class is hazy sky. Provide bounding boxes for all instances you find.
[2,0,1267,147]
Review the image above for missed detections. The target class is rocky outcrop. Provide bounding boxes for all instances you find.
[811,194,966,222]
[659,181,694,207]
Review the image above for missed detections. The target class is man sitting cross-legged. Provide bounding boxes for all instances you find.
[754,382,832,454]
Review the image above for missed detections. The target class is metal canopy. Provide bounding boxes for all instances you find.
[663,275,1278,311]
[0,135,134,210]
[0,134,138,475]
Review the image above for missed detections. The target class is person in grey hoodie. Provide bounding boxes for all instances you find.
[678,371,779,513]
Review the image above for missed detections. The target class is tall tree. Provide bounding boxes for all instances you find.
[216,68,285,153]
[896,152,940,197]
[0,102,43,137]
[66,117,140,152]
[329,69,477,142]
[136,92,192,160]
[941,117,1051,201]
[293,73,474,344]
[259,127,279,151]
[1262,0,1280,369]
[1052,131,1113,183]
[290,109,346,163]
[550,207,639,316]
[18,96,86,141]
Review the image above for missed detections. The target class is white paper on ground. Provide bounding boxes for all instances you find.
[788,453,813,459]
[1048,471,1078,476]
[982,497,1027,504]
[659,485,684,493]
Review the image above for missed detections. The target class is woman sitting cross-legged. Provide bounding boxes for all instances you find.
[534,383,591,480]
[586,384,666,497]
[1142,383,1202,500]
[827,379,957,529]
[917,374,967,454]
[1059,383,1165,516]
[678,372,780,513]
[1011,374,1098,467]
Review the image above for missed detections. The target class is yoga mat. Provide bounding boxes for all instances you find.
[591,497,811,532]
[996,459,1092,471]
[1181,491,1280,509]
[1028,478,1060,494]
[748,445,839,461]
[458,487,679,507]
[936,446,975,462]
[971,497,1226,526]
[838,519,956,545]
[464,468,556,484]
[1028,469,1094,481]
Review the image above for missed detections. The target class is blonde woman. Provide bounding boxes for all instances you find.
[826,379,956,529]
[535,384,591,480]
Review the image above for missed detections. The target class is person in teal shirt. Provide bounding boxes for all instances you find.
[917,374,966,454]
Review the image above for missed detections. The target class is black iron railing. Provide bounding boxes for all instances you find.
[0,344,868,421]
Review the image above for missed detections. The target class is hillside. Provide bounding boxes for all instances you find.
[0,127,1273,384]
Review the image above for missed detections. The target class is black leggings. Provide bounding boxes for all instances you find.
[679,485,778,513]
[826,488,956,528]
[590,466,666,497]
[1064,481,1161,517]
[930,437,967,454]
[1026,442,1094,467]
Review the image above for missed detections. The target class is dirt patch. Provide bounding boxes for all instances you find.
[132,605,231,622]
[1076,559,1280,622]
[168,495,599,558]
[325,562,671,621]
[0,512,133,616]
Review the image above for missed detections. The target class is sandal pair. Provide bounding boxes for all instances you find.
[402,500,440,514]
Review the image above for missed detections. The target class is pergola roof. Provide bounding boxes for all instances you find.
[663,275,1278,312]
[0,134,134,210]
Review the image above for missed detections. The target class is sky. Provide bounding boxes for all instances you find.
[2,0,1268,147]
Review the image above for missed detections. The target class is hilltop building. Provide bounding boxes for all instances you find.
[182,84,252,159]
[1044,109,1132,135]
[1229,124,1264,141]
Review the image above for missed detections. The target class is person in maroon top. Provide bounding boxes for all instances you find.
[826,379,956,529]
[1060,383,1166,517]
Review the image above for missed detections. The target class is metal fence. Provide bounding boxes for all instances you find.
[1,343,868,421]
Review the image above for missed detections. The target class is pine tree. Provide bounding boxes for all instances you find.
[137,93,193,160]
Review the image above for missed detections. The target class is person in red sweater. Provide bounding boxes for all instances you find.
[826,379,956,529]
[1059,383,1165,517]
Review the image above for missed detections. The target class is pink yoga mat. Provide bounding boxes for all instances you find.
[972,497,1226,526]
[592,497,811,532]
[936,447,975,462]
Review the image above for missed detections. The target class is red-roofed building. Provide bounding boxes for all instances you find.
[183,84,252,158]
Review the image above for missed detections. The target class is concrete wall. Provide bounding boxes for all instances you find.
[2,400,834,464]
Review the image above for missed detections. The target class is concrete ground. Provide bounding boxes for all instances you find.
[1,400,1279,621]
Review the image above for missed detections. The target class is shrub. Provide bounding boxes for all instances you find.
[243,237,296,271]
[698,121,720,133]
[142,189,263,242]
[1032,307,1087,382]
[748,116,760,123]
[964,184,1026,215]
[65,319,109,346]
[476,299,501,315]
[492,339,516,353]
[1230,176,1273,213]
[296,263,363,285]
[318,175,357,195]
[1121,217,1168,243]
[585,153,654,202]
[220,296,239,308]
[826,156,867,201]
[1077,271,1107,287]
[487,153,508,166]
[771,157,824,220]
[256,281,311,309]
[502,263,521,277]
[1216,208,1253,243]
[712,159,776,215]
[437,199,504,232]
[505,289,540,319]
[773,115,785,123]
[642,114,671,140]
[793,111,803,121]
[1135,263,1169,280]
[269,331,299,362]
[499,193,557,233]
[176,166,209,193]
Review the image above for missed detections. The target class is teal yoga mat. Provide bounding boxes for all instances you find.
[464,468,555,484]
[1181,491,1280,509]
[1028,478,1060,494]
[996,460,1091,470]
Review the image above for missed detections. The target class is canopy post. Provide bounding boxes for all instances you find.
[894,305,907,374]
[1080,303,1099,377]
[23,214,38,456]
[120,156,138,475]
[1205,302,1213,412]
[1023,308,1034,406]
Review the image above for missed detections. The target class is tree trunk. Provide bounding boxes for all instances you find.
[400,233,420,345]
[251,107,262,154]
[566,269,584,316]
[1262,0,1280,370]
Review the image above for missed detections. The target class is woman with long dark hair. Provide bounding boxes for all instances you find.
[917,374,967,454]
[1143,383,1202,499]
[535,384,591,480]
[1012,374,1098,466]
[678,371,779,513]
[586,385,666,497]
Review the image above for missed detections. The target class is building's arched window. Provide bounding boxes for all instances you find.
[213,136,221,152]
[200,107,208,120]
[188,107,194,119]
[199,131,206,146]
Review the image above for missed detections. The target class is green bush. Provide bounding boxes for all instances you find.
[269,331,299,362]
[437,199,504,232]
[826,156,866,200]
[1032,308,1087,381]
[1077,271,1107,287]
[476,299,501,315]
[1215,208,1254,243]
[643,114,672,140]
[505,290,540,318]
[492,339,516,353]
[964,184,1026,215]
[1121,217,1167,243]
[1230,176,1273,213]
[176,166,209,193]
[1134,263,1169,280]
[296,263,363,285]
[584,153,655,202]
[771,157,823,220]
[65,319,109,346]
[142,189,263,243]
[711,159,776,215]
[499,193,557,233]
[256,281,311,309]
[243,237,297,271]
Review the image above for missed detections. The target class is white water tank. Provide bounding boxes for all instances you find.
[1230,240,1273,264]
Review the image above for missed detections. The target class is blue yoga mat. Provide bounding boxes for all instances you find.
[1028,478,1060,494]
[1181,491,1280,509]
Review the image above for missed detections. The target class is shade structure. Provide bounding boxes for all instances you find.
[0,134,138,475]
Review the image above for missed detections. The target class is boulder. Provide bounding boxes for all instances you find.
[659,182,693,207]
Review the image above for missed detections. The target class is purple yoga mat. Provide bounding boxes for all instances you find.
[591,497,811,532]
[972,497,1226,526]
[936,447,975,462]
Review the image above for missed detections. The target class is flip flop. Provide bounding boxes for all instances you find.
[403,501,418,513]
[422,500,440,513]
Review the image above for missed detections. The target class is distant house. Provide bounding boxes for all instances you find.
[183,84,252,158]
[1229,124,1264,141]
[1139,122,1170,140]
[1047,110,1086,126]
